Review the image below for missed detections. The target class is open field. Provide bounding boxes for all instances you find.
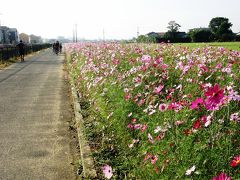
[176,42,240,51]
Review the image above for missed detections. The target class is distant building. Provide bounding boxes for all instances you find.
[29,34,42,44]
[0,26,19,44]
[147,32,165,38]
[176,32,188,38]
[19,33,30,44]
[0,26,10,44]
[9,28,19,45]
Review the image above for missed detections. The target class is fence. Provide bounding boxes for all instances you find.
[0,44,52,61]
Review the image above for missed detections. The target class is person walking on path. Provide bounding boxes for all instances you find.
[54,41,60,55]
[16,40,25,62]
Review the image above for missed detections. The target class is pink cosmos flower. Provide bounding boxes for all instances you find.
[102,165,113,179]
[144,154,152,162]
[133,124,143,130]
[230,113,240,122]
[175,121,184,126]
[230,155,240,167]
[190,97,204,109]
[213,172,232,180]
[154,57,163,66]
[198,64,208,72]
[215,63,223,69]
[141,124,148,132]
[201,115,211,127]
[151,155,158,164]
[138,99,145,106]
[132,118,137,123]
[125,93,131,101]
[159,103,168,112]
[228,89,240,101]
[154,85,164,94]
[141,55,151,63]
[127,124,134,130]
[161,63,168,69]
[168,102,182,112]
[112,59,120,65]
[205,84,225,110]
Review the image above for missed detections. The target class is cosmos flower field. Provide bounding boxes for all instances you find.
[65,42,240,179]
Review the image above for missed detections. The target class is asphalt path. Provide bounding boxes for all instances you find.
[0,50,78,180]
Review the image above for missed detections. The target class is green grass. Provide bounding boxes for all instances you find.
[176,42,240,51]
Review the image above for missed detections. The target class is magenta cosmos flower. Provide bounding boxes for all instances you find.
[213,172,232,180]
[205,84,225,110]
[230,155,240,167]
[102,165,113,179]
[190,97,204,109]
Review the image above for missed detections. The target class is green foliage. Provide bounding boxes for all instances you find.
[188,29,213,42]
[209,17,234,41]
[167,21,181,33]
[136,35,157,43]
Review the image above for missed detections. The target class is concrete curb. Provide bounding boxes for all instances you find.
[70,81,97,178]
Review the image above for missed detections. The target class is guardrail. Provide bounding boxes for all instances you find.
[0,44,52,61]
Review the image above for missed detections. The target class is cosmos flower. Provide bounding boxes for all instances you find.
[205,84,225,110]
[159,103,168,112]
[193,119,201,129]
[190,97,204,109]
[151,155,158,164]
[185,165,196,175]
[141,55,151,63]
[148,133,154,144]
[230,113,240,122]
[230,155,240,167]
[154,85,164,94]
[213,172,232,180]
[102,165,113,179]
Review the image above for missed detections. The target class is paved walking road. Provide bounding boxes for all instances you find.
[0,50,78,180]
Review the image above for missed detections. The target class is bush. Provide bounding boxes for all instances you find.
[189,29,213,42]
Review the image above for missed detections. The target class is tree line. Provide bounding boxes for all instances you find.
[135,17,240,43]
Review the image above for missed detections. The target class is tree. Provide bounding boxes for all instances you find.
[209,17,234,41]
[188,29,213,42]
[166,21,181,42]
[167,21,181,33]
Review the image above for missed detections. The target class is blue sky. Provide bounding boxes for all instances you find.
[0,0,239,40]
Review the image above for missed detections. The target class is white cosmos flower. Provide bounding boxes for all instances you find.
[185,165,196,176]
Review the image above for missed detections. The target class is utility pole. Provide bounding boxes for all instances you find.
[137,26,139,38]
[75,24,78,42]
[72,28,75,43]
[103,29,105,42]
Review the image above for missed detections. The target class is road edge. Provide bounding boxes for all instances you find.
[70,73,97,179]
